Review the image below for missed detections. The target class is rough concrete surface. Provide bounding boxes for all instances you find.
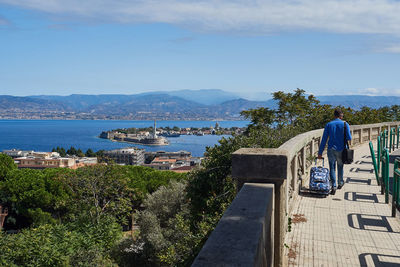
[192,183,274,267]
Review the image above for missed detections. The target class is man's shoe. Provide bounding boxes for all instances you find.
[338,183,344,189]
[331,188,336,195]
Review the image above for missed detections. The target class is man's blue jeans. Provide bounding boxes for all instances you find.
[327,149,344,188]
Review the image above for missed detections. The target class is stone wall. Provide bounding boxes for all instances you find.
[192,183,274,267]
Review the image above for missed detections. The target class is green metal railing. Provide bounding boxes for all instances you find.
[389,128,394,152]
[397,126,400,149]
[381,148,389,204]
[377,136,381,174]
[382,129,387,150]
[387,126,400,152]
[369,141,380,185]
[369,127,400,216]
[392,158,400,217]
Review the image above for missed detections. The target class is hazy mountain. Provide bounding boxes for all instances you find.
[161,89,240,105]
[30,89,240,108]
[30,94,138,110]
[318,95,400,109]
[210,98,276,116]
[2,91,400,120]
[0,95,68,111]
[87,94,206,115]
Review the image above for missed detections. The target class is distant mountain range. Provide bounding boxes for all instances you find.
[317,95,400,109]
[0,89,399,120]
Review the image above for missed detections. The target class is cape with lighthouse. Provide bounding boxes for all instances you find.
[99,121,245,146]
[99,120,169,146]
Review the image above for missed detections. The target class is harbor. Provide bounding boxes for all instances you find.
[99,121,246,146]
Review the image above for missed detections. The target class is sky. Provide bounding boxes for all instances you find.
[1,0,400,100]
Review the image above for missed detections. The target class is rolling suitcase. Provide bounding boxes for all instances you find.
[309,158,331,195]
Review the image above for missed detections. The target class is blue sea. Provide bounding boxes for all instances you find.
[0,120,249,157]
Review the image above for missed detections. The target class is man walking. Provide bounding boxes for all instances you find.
[318,109,352,195]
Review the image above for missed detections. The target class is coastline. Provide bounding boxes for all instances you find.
[0,120,249,157]
[109,138,169,146]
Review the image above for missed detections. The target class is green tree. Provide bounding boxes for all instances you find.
[241,107,276,130]
[76,148,85,157]
[0,168,70,229]
[0,216,121,266]
[390,105,400,121]
[59,147,67,157]
[135,181,201,266]
[85,148,96,157]
[66,146,77,156]
[60,165,133,225]
[0,153,17,180]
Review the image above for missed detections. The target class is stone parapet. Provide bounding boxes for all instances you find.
[192,183,274,267]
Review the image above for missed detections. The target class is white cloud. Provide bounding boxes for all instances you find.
[359,88,400,96]
[2,0,400,35]
[379,45,400,54]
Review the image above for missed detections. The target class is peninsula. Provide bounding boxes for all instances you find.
[99,122,246,146]
[100,121,168,146]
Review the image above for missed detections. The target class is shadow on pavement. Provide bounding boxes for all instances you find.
[359,253,400,267]
[344,192,379,203]
[348,213,395,233]
[346,177,372,185]
[349,167,374,173]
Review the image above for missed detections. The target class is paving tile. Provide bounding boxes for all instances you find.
[286,142,400,267]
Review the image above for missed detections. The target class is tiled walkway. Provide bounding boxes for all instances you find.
[286,142,400,267]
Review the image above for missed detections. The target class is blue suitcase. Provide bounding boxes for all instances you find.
[309,158,331,195]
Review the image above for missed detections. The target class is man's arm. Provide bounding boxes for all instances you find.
[345,122,352,141]
[318,124,329,158]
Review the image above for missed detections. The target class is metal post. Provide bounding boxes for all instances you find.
[384,149,389,204]
[397,126,400,149]
[369,142,380,185]
[393,159,399,217]
[382,129,387,148]
[392,128,396,151]
[377,137,381,174]
[396,159,400,212]
[389,128,393,152]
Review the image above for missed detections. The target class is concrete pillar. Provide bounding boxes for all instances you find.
[232,148,289,267]
[292,154,298,195]
[301,147,306,175]
[369,128,372,141]
[310,139,315,157]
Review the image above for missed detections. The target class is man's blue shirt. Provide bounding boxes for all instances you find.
[318,118,352,155]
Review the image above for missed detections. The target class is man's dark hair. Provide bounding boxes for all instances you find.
[334,109,343,118]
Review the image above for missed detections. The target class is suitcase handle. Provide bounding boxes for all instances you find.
[314,157,324,166]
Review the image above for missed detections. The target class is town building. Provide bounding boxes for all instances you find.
[2,149,33,158]
[15,155,76,169]
[142,150,203,172]
[146,150,192,159]
[103,147,145,165]
[4,149,98,169]
[75,157,98,168]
